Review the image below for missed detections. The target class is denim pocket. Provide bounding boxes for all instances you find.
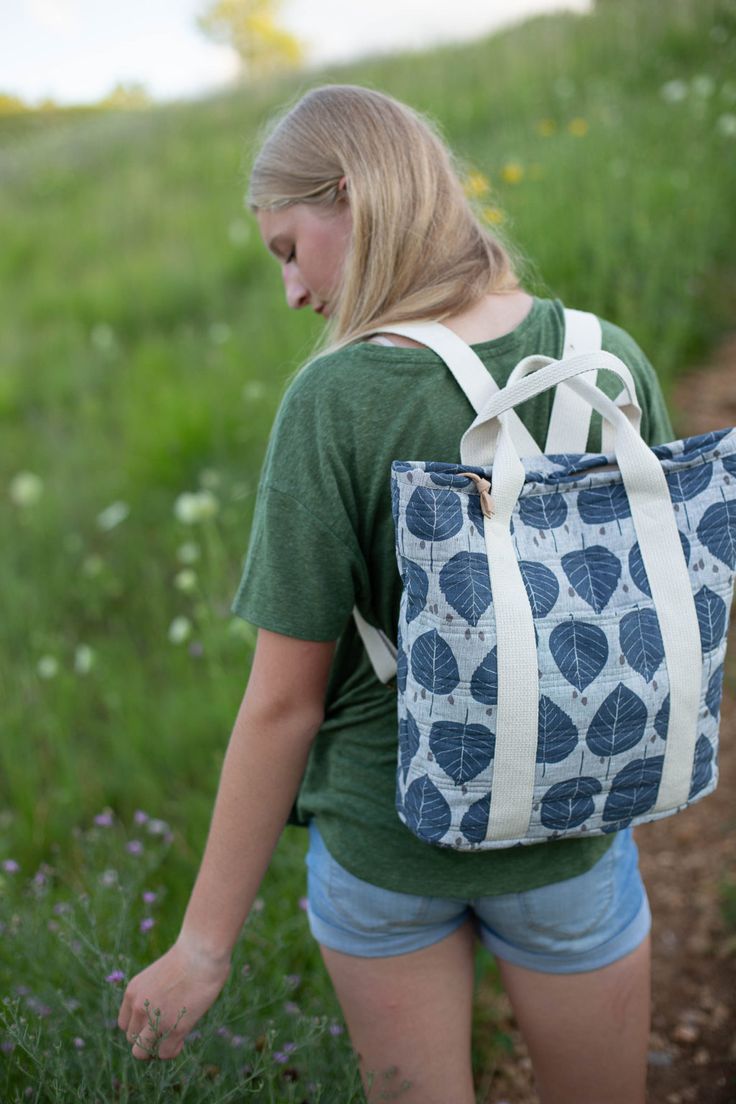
[516,835,622,939]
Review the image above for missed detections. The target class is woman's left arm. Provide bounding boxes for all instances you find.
[117,627,335,1059]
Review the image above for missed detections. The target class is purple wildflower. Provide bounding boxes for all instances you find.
[329,1023,344,1036]
[146,818,169,836]
[133,810,149,826]
[73,1037,85,1049]
[142,890,157,905]
[217,1026,232,1038]
[106,970,125,984]
[1,1041,15,1054]
[94,812,114,828]
[2,859,20,874]
[273,1051,288,1064]
[188,641,204,658]
[140,917,155,933]
[283,1001,299,1015]
[298,896,308,911]
[240,963,250,977]
[283,1041,297,1053]
[285,974,301,989]
[126,840,143,855]
[230,1034,246,1048]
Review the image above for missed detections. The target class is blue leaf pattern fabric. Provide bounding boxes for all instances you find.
[438,552,492,626]
[603,757,663,821]
[391,425,736,849]
[519,561,560,618]
[586,684,648,758]
[537,697,578,764]
[470,647,498,706]
[688,734,713,799]
[403,776,452,842]
[460,793,491,844]
[518,493,567,531]
[667,462,713,503]
[577,482,631,525]
[399,710,421,782]
[694,586,727,653]
[410,629,460,696]
[402,559,429,624]
[619,609,664,683]
[705,664,724,719]
[549,620,609,690]
[697,500,736,569]
[540,777,602,831]
[561,545,621,612]
[429,720,495,784]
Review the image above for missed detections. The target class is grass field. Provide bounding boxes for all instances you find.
[1,0,735,1097]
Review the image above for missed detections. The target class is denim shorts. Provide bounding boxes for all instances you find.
[305,821,651,974]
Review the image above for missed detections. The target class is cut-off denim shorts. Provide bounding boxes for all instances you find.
[305,820,651,974]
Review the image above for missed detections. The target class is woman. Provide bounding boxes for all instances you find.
[118,84,674,1102]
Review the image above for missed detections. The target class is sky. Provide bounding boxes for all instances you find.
[3,0,591,107]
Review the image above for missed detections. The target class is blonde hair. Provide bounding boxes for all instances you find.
[248,83,522,358]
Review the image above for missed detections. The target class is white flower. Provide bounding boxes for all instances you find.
[74,645,95,675]
[174,569,197,593]
[717,113,736,137]
[168,616,192,644]
[89,323,117,353]
[227,219,251,247]
[208,322,231,345]
[176,541,201,564]
[660,80,688,103]
[99,868,118,886]
[242,381,265,402]
[174,490,219,524]
[9,471,43,507]
[96,501,129,531]
[692,74,715,98]
[146,817,170,836]
[37,655,59,679]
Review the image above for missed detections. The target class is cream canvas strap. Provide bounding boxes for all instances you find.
[468,352,701,839]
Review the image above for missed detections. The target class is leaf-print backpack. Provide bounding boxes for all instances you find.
[354,310,736,850]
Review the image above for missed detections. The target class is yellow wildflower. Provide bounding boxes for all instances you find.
[568,117,589,137]
[463,170,491,198]
[501,162,524,185]
[536,118,556,137]
[481,205,505,225]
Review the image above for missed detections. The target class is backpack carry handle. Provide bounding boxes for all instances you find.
[460,351,641,468]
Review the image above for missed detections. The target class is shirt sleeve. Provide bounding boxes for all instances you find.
[230,359,368,641]
[599,320,675,447]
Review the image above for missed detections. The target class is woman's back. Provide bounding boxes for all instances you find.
[230,294,673,896]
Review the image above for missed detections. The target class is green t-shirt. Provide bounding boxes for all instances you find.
[230,297,674,896]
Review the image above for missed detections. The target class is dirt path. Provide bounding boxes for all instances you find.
[476,337,736,1104]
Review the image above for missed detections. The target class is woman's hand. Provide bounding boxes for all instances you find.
[117,939,232,1060]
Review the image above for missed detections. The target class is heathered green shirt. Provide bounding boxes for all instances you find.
[231,297,674,896]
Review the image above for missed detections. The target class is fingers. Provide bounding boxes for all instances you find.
[118,993,187,1061]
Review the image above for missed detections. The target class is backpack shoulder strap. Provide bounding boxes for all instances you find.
[543,308,602,453]
[369,321,543,458]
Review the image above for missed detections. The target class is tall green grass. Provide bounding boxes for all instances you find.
[1,0,735,1096]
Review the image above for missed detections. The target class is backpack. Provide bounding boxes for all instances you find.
[353,310,736,850]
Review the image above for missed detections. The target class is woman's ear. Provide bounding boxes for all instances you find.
[337,175,348,198]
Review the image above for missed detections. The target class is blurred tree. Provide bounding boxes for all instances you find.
[197,0,305,80]
[98,82,152,110]
[0,92,30,115]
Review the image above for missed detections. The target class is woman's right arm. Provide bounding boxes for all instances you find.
[116,628,336,1060]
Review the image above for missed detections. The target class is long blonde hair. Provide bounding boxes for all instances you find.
[248,83,522,358]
